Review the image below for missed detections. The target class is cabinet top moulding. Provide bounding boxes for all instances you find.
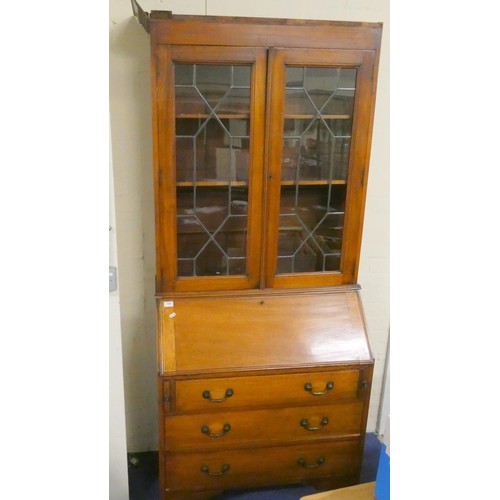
[131,0,383,51]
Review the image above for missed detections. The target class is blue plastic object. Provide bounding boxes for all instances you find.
[374,442,390,500]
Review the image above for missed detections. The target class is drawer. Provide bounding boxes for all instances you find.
[164,402,364,451]
[164,439,361,491]
[172,369,365,413]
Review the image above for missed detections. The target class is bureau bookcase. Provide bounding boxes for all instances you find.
[132,3,382,498]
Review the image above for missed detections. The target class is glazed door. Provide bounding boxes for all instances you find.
[155,46,266,292]
[265,48,377,288]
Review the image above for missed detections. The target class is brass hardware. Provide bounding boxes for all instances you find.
[201,423,231,438]
[300,417,329,431]
[202,388,234,403]
[297,456,326,469]
[304,381,334,396]
[200,463,230,476]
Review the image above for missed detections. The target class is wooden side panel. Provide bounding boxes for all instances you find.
[159,302,177,372]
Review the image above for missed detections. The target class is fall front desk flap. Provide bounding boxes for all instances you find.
[158,291,372,375]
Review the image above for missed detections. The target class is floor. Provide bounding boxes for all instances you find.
[128,433,381,500]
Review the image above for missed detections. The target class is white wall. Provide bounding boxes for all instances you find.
[110,1,158,451]
[109,0,389,451]
[109,138,130,499]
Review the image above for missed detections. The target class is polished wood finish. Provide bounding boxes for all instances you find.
[155,45,267,292]
[132,6,381,498]
[265,48,377,288]
[158,292,371,375]
[146,12,381,293]
[172,368,364,413]
[164,439,361,491]
[150,15,382,51]
[155,310,373,499]
[164,402,364,451]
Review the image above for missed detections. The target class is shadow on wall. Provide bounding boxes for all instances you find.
[110,15,158,452]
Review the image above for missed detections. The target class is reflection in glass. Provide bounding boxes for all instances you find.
[175,137,194,183]
[174,63,252,278]
[276,188,345,273]
[277,66,356,275]
[176,186,250,277]
[196,241,227,276]
[175,86,211,116]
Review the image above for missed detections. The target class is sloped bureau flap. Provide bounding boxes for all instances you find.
[158,291,372,375]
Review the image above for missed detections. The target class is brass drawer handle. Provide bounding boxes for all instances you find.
[300,417,329,431]
[202,388,234,403]
[297,456,326,469]
[201,423,231,438]
[200,463,230,476]
[304,381,334,396]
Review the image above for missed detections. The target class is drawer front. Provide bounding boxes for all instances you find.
[164,439,361,491]
[174,370,363,412]
[164,402,364,451]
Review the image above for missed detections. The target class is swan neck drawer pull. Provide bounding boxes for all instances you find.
[201,423,231,438]
[300,417,329,431]
[202,388,234,403]
[297,456,326,469]
[200,463,230,476]
[304,381,334,396]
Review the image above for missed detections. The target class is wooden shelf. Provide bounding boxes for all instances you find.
[177,181,248,187]
[281,180,347,186]
[176,113,249,120]
[284,114,351,120]
[177,113,350,120]
[175,112,352,120]
[176,180,347,187]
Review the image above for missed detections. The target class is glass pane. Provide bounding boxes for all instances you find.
[277,65,356,275]
[233,66,251,87]
[175,137,194,183]
[196,65,232,107]
[286,67,304,87]
[196,118,231,182]
[175,64,194,86]
[174,62,252,278]
[176,187,195,217]
[285,89,316,117]
[195,241,227,276]
[281,119,353,182]
[322,90,355,116]
[215,216,247,261]
[277,186,346,273]
[195,188,229,232]
[218,88,250,115]
[176,186,252,277]
[175,63,252,182]
[175,86,210,116]
[282,138,300,181]
[177,215,210,277]
[304,67,340,110]
[230,188,249,214]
